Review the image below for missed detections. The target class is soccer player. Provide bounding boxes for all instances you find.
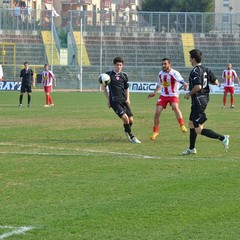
[148,58,188,140]
[42,64,56,107]
[221,63,240,109]
[101,56,141,144]
[18,62,35,108]
[182,49,229,155]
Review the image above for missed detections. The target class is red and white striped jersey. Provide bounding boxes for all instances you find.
[158,68,184,97]
[42,70,55,86]
[222,69,238,87]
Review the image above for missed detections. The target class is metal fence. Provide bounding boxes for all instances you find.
[1,9,240,34]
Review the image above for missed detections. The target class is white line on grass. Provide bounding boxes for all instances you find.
[0,142,235,161]
[0,226,35,239]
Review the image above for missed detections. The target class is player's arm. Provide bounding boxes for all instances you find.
[125,88,130,105]
[148,85,161,98]
[53,77,57,87]
[101,84,110,108]
[184,85,202,99]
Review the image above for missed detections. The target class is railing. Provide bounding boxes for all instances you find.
[0,9,240,34]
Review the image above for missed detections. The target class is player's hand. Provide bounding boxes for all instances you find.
[148,93,155,98]
[184,92,190,99]
[183,82,189,91]
[126,99,130,105]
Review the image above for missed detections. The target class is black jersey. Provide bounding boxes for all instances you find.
[20,68,33,85]
[189,64,216,96]
[106,70,129,103]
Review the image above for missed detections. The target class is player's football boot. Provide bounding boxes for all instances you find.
[44,104,50,108]
[182,148,197,155]
[131,136,141,144]
[222,105,226,109]
[124,131,132,143]
[18,104,22,108]
[180,125,187,133]
[222,135,230,151]
[230,105,235,108]
[150,132,159,140]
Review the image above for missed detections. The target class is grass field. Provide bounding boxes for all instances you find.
[0,91,240,239]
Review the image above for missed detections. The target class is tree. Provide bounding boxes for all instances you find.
[141,0,214,12]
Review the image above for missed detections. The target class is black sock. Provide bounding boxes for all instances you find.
[201,129,224,141]
[124,123,134,138]
[28,95,31,104]
[190,128,197,149]
[19,95,23,104]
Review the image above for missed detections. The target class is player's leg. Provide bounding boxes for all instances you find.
[171,101,187,133]
[123,104,141,143]
[44,86,51,107]
[182,120,197,155]
[222,88,227,108]
[150,105,164,140]
[230,87,235,108]
[26,85,32,107]
[194,104,229,151]
[19,84,26,107]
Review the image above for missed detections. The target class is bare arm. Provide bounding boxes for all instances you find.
[125,88,130,105]
[101,85,110,108]
[184,85,202,99]
[148,85,162,98]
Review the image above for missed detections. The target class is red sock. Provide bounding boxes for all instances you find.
[178,118,184,127]
[153,126,159,133]
[46,95,49,105]
[49,95,53,104]
[223,96,226,106]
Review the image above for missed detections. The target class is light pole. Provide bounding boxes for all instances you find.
[229,6,233,34]
[51,0,54,71]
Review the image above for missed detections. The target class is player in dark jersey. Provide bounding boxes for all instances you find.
[18,62,35,108]
[101,56,141,144]
[182,49,229,155]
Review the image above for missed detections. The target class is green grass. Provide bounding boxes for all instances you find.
[0,91,240,239]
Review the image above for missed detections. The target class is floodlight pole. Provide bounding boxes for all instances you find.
[79,17,83,92]
[51,0,53,71]
[99,16,103,91]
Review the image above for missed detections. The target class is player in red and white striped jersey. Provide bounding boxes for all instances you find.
[222,63,240,108]
[42,64,56,107]
[148,58,188,140]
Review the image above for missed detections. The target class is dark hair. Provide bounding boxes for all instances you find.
[161,58,171,63]
[113,56,124,65]
[24,61,29,65]
[44,64,49,67]
[189,49,202,63]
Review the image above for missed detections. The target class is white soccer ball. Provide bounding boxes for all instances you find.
[98,73,111,86]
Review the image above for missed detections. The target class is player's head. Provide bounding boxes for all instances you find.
[227,63,232,70]
[161,58,171,72]
[113,56,124,73]
[189,49,202,66]
[24,62,29,68]
[44,64,50,70]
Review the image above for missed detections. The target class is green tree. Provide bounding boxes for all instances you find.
[141,0,214,12]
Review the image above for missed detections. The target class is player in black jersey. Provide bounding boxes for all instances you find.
[101,56,141,143]
[18,62,35,108]
[182,49,229,155]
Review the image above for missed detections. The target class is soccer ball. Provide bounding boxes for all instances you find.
[98,73,111,86]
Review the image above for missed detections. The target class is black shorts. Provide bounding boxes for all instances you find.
[189,95,209,128]
[20,83,32,93]
[110,101,133,118]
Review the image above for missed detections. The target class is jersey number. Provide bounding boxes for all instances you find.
[202,72,208,88]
